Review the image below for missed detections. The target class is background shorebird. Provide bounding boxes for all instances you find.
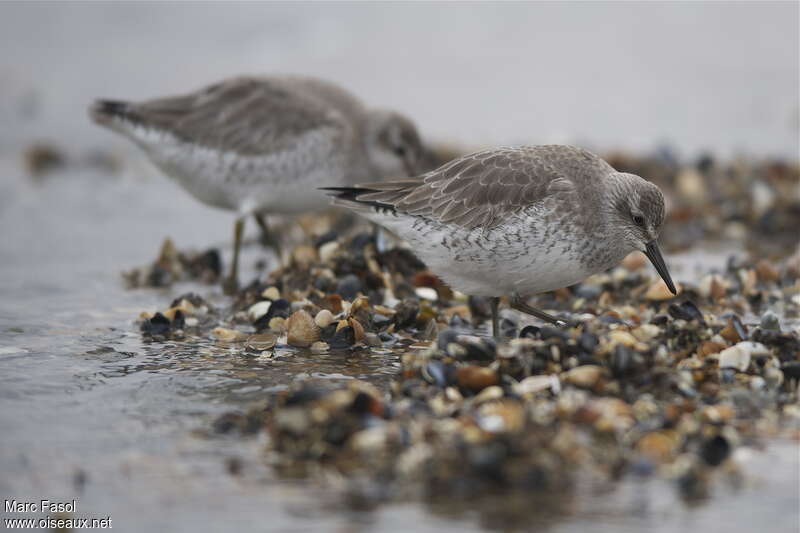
[325,144,677,338]
[89,75,428,292]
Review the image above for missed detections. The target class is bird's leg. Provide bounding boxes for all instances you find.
[510,293,568,327]
[490,296,501,341]
[253,213,281,258]
[223,217,245,295]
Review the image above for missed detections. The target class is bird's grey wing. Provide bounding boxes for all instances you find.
[129,76,346,156]
[354,145,612,230]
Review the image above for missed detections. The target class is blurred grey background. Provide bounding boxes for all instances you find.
[1,1,798,160]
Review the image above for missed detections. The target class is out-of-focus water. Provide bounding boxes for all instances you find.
[1,3,798,532]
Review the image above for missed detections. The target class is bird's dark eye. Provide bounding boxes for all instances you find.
[633,214,645,227]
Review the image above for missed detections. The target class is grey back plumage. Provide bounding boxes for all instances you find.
[347,145,616,229]
[115,76,363,157]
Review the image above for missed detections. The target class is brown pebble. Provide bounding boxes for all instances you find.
[697,340,727,357]
[291,245,318,267]
[286,310,320,347]
[755,259,780,283]
[455,365,499,392]
[636,431,678,463]
[562,365,604,389]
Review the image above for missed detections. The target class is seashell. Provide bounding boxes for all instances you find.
[720,316,747,343]
[245,333,277,351]
[212,327,246,342]
[286,310,320,347]
[310,341,329,354]
[514,375,560,396]
[645,280,681,300]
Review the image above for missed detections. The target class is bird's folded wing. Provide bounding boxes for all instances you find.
[128,76,345,156]
[354,145,611,230]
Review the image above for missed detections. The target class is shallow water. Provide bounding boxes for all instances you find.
[1,3,799,530]
[1,161,798,533]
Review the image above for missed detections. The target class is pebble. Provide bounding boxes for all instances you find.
[261,286,281,301]
[318,241,340,263]
[718,345,751,372]
[720,316,747,343]
[336,275,362,300]
[455,365,498,392]
[562,365,603,388]
[286,310,320,347]
[755,259,780,283]
[212,327,246,342]
[248,301,272,322]
[760,310,780,331]
[621,251,647,271]
[415,287,438,301]
[314,309,334,328]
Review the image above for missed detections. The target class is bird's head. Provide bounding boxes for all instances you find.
[364,109,424,178]
[609,172,676,294]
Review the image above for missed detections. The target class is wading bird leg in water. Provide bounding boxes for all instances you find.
[223,217,245,295]
[253,213,281,259]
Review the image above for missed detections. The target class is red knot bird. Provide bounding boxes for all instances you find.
[90,75,427,292]
[324,144,676,339]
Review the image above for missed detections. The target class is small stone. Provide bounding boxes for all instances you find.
[609,330,638,348]
[336,275,362,300]
[415,287,438,301]
[637,431,678,463]
[515,375,560,396]
[314,309,334,328]
[212,327,246,342]
[755,259,780,283]
[562,365,603,388]
[698,274,729,300]
[318,241,340,263]
[268,317,286,332]
[645,280,681,300]
[455,365,498,392]
[286,310,320,347]
[310,341,329,354]
[699,435,731,467]
[760,310,780,331]
[261,286,280,301]
[248,301,272,322]
[697,340,727,357]
[632,324,660,342]
[718,345,751,372]
[291,245,318,266]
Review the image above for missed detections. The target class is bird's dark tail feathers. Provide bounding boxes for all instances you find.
[88,99,135,125]
[319,187,396,213]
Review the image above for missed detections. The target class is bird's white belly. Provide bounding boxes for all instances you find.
[137,128,351,215]
[377,214,596,297]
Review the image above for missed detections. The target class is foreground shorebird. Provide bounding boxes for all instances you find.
[90,75,426,291]
[325,145,677,338]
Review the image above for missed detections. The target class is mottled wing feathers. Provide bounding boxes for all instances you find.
[127,77,346,156]
[345,145,613,229]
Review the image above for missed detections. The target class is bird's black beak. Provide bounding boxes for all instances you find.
[644,241,677,295]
